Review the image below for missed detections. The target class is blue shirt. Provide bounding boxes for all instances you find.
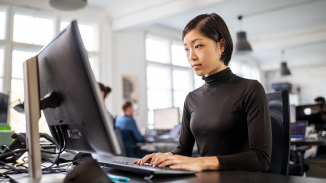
[115,115,144,158]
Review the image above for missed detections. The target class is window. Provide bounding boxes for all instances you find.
[0,48,4,91]
[229,60,261,82]
[146,35,170,64]
[10,50,37,132]
[171,41,189,67]
[0,11,5,40]
[13,14,54,45]
[172,68,193,109]
[88,56,99,81]
[0,6,101,133]
[146,34,196,128]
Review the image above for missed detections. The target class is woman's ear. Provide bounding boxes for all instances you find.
[219,39,225,53]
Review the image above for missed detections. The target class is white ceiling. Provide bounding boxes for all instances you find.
[87,0,326,70]
[154,0,326,70]
[89,0,175,19]
[2,0,325,70]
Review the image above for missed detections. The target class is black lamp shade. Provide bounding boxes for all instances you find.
[13,103,24,113]
[280,62,291,76]
[235,31,252,53]
[50,0,87,11]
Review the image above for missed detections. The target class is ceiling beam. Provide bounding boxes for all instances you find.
[111,0,225,31]
[250,27,326,52]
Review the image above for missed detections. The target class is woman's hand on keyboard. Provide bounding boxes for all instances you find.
[133,152,173,166]
[151,155,220,172]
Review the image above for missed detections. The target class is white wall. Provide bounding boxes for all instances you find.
[111,25,182,133]
[264,64,326,105]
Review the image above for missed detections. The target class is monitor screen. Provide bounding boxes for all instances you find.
[290,122,307,138]
[154,108,179,130]
[0,93,9,125]
[296,104,324,130]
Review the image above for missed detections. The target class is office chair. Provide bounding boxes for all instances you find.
[265,90,290,175]
[114,127,127,157]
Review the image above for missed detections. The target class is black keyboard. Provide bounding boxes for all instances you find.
[103,160,197,177]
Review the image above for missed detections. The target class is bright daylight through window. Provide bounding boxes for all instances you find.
[146,34,198,129]
[0,7,100,133]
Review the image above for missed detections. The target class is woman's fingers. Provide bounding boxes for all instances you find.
[139,154,154,165]
[158,159,182,168]
[133,160,139,164]
[170,163,202,172]
[149,152,162,166]
[170,163,188,170]
[152,155,174,167]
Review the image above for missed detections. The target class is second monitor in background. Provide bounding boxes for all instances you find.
[0,93,9,126]
[154,108,179,130]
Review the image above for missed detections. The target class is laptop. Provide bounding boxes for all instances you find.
[291,121,308,140]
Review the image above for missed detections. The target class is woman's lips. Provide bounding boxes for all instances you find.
[192,64,201,70]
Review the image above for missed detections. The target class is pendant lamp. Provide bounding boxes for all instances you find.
[49,0,87,11]
[280,50,291,76]
[235,16,252,53]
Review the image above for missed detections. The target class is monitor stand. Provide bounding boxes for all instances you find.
[8,56,66,183]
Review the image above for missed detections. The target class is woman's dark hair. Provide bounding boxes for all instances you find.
[182,13,233,66]
[122,101,132,112]
[98,82,112,98]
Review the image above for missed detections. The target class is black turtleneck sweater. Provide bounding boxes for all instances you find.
[171,68,272,171]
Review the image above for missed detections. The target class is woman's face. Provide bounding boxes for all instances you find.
[184,29,226,77]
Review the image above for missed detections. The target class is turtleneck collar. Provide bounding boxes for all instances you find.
[202,67,234,87]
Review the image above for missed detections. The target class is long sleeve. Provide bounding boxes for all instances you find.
[217,81,272,171]
[171,95,195,157]
[128,118,145,142]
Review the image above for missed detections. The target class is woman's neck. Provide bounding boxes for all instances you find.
[205,64,228,77]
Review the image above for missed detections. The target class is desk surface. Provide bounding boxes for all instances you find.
[291,138,326,146]
[95,155,326,183]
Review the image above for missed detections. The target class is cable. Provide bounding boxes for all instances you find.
[42,126,65,170]
[59,126,66,152]
[0,127,69,178]
[0,149,28,159]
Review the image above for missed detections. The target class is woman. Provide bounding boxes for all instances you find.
[134,13,272,172]
[98,82,115,125]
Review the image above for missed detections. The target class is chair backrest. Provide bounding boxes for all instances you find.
[114,127,127,157]
[265,90,290,175]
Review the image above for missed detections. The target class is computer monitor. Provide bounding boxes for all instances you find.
[296,104,326,130]
[0,93,9,126]
[22,20,120,180]
[154,108,179,130]
[290,121,307,138]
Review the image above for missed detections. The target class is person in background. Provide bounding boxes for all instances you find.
[98,82,115,125]
[115,101,144,158]
[314,97,326,155]
[99,82,112,99]
[315,97,325,105]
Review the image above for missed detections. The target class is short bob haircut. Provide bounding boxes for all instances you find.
[182,13,233,66]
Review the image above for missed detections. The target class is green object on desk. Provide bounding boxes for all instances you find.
[107,174,130,182]
[0,124,11,131]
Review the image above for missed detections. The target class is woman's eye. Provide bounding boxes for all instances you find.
[184,48,188,51]
[195,45,202,49]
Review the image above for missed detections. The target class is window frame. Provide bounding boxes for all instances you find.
[145,33,195,129]
[0,3,101,131]
[11,7,57,46]
[229,58,261,82]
